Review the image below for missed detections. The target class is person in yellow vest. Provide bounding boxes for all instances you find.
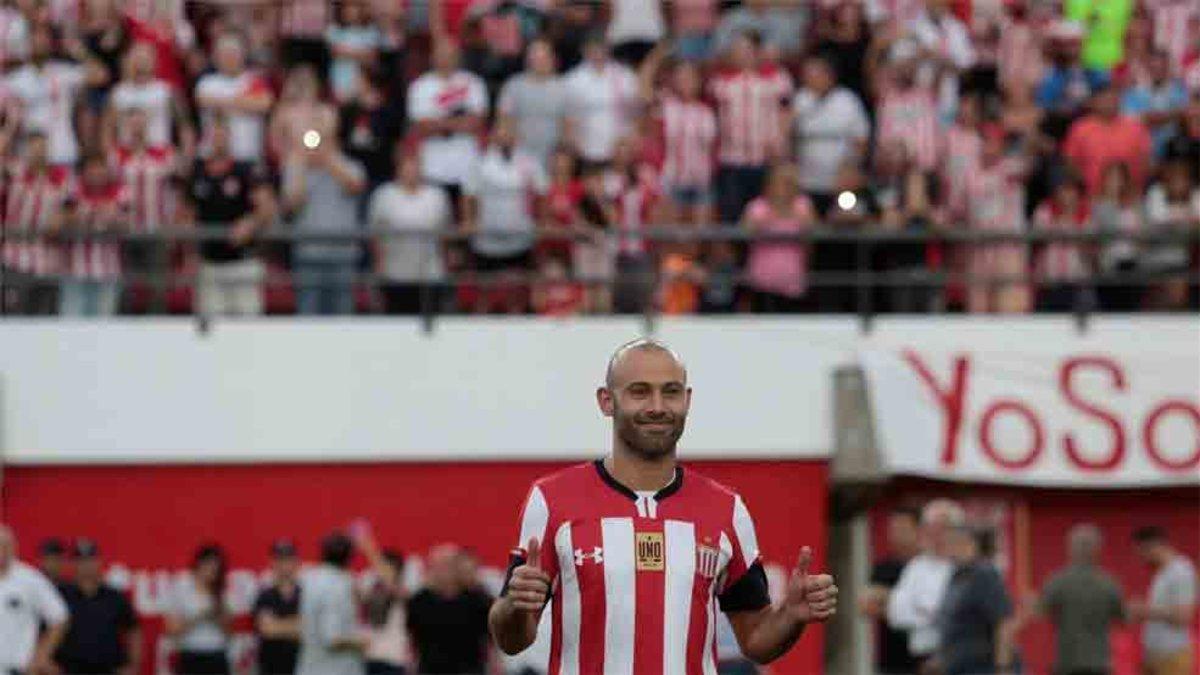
[1065,0,1134,71]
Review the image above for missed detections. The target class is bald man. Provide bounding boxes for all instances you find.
[489,338,838,672]
[887,499,965,670]
[0,525,69,675]
[1035,524,1126,675]
[407,544,492,675]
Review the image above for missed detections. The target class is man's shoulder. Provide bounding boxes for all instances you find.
[680,465,740,503]
[530,460,600,497]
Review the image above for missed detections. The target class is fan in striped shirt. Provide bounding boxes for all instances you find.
[489,339,838,675]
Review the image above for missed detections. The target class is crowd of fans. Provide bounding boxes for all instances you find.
[0,0,1198,318]
[2,523,529,675]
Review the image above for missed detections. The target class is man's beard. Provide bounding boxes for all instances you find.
[614,409,686,459]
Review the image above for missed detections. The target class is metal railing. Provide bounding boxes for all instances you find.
[2,224,1197,333]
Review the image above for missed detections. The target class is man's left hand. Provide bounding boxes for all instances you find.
[783,546,837,623]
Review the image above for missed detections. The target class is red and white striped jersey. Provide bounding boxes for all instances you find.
[877,85,942,172]
[109,79,175,148]
[997,17,1044,90]
[65,183,127,279]
[964,157,1026,233]
[1032,200,1091,283]
[279,0,329,38]
[1151,1,1197,70]
[1184,52,1200,94]
[505,461,771,675]
[2,165,73,274]
[116,145,176,233]
[612,165,662,257]
[658,95,716,189]
[708,66,794,167]
[942,124,981,219]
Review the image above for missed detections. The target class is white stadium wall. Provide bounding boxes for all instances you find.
[1,316,1197,482]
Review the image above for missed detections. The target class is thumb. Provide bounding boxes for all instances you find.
[796,546,813,579]
[526,537,541,570]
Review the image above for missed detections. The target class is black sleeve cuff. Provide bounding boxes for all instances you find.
[718,561,771,613]
[499,549,524,598]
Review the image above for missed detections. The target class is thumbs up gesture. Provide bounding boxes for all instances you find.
[506,538,553,614]
[784,546,838,623]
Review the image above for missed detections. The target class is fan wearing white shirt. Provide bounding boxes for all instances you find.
[5,23,107,166]
[194,33,275,162]
[104,42,195,159]
[406,39,487,201]
[562,34,639,165]
[886,499,964,668]
[368,148,452,315]
[0,525,69,675]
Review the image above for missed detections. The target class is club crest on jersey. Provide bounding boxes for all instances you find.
[636,532,665,571]
[574,547,603,566]
[696,543,720,579]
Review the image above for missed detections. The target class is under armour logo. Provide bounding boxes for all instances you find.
[574,547,604,566]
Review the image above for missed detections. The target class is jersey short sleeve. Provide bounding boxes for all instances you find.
[500,484,557,597]
[33,572,68,624]
[718,493,770,613]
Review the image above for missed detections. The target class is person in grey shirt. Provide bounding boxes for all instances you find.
[282,131,368,315]
[1035,524,1125,675]
[497,38,567,169]
[298,532,367,675]
[1131,526,1197,675]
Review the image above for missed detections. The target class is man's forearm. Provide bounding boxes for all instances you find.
[740,606,807,665]
[488,597,540,655]
[36,621,68,662]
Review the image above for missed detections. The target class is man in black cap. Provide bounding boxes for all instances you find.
[254,539,303,675]
[38,538,68,590]
[55,539,141,675]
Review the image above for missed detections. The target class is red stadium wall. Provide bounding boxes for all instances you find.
[870,480,1200,675]
[2,459,829,675]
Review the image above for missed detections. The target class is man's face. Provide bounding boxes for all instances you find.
[946,528,975,564]
[214,38,244,75]
[76,556,101,583]
[888,513,919,554]
[40,553,64,578]
[272,555,299,582]
[433,41,459,73]
[1093,89,1120,118]
[1135,541,1157,566]
[30,27,52,61]
[25,136,48,165]
[130,44,155,79]
[600,350,691,459]
[528,41,555,76]
[730,36,756,69]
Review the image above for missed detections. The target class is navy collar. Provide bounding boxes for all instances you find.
[593,459,684,502]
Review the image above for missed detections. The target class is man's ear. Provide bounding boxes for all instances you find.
[596,386,615,418]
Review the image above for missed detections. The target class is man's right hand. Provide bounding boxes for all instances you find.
[505,538,551,613]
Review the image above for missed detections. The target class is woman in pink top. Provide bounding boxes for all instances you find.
[740,164,815,313]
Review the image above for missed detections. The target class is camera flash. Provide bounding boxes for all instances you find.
[303,130,321,150]
[837,191,857,211]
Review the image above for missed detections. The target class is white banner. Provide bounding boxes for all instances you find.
[862,336,1200,487]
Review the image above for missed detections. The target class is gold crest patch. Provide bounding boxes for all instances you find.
[636,532,664,571]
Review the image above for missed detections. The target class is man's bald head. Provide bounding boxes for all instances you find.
[605,338,687,390]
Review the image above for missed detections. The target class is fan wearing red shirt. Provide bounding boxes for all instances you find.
[58,153,130,316]
[2,131,74,315]
[1063,85,1152,196]
[1031,174,1093,312]
[489,339,838,675]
